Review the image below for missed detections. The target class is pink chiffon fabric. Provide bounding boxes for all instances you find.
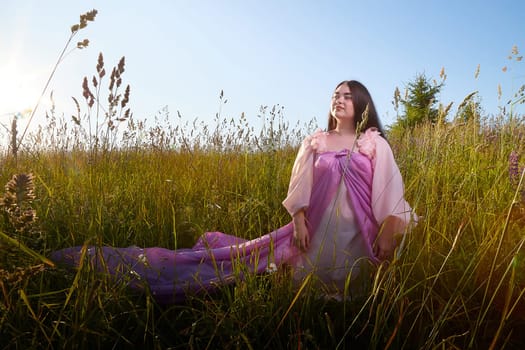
[50,128,414,304]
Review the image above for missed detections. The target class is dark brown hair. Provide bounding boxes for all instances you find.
[327,80,385,136]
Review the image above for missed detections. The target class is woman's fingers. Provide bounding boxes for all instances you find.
[303,233,309,250]
[296,236,307,251]
[377,246,393,261]
[293,235,308,251]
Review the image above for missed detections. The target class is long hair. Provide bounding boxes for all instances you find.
[327,80,385,137]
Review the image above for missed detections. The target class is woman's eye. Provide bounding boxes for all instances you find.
[332,93,352,100]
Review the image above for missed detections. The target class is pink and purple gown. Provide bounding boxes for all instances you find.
[50,128,415,304]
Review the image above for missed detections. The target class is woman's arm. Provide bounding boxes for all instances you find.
[371,136,415,261]
[292,209,310,251]
[282,142,314,216]
[283,131,324,252]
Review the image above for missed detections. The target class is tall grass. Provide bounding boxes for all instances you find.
[1,99,525,348]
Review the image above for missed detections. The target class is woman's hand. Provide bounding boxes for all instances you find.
[374,216,404,261]
[373,229,396,261]
[292,210,310,251]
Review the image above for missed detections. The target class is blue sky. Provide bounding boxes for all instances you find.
[1,0,524,138]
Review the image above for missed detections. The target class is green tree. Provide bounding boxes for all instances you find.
[394,73,444,129]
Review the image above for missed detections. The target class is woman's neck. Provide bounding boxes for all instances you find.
[334,124,355,136]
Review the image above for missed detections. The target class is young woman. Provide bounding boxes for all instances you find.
[283,80,414,294]
[51,80,415,303]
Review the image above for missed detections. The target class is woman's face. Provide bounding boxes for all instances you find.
[330,83,355,122]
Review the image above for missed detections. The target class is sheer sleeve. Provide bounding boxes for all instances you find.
[371,136,414,231]
[282,139,315,216]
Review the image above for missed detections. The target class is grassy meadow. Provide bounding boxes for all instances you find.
[1,98,525,349]
[2,12,525,348]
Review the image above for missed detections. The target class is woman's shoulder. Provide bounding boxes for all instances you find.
[302,128,329,152]
[357,127,384,159]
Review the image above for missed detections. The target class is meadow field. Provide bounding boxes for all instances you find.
[2,10,525,348]
[1,97,525,349]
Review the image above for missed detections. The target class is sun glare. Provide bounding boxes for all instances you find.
[0,61,43,119]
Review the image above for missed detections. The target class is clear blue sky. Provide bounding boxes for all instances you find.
[1,0,524,138]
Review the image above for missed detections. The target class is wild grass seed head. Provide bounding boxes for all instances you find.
[0,173,41,245]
